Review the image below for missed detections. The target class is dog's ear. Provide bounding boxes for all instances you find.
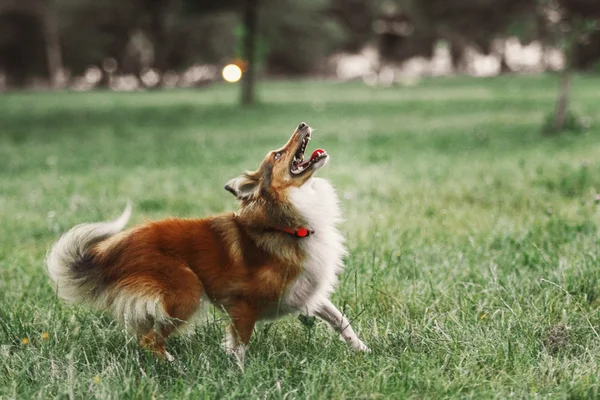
[224,173,259,200]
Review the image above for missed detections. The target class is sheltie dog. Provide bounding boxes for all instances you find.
[46,122,369,362]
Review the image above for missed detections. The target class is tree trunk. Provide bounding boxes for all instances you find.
[43,0,63,88]
[147,1,170,82]
[553,21,579,133]
[554,68,570,131]
[241,0,258,106]
[499,49,511,74]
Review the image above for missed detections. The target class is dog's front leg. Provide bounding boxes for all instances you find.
[314,298,370,352]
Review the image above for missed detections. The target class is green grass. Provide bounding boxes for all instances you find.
[1,74,600,399]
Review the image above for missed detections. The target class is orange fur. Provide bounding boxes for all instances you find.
[47,122,372,359]
[50,123,331,358]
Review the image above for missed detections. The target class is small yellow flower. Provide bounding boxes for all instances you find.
[21,337,29,345]
[480,313,488,320]
[92,375,101,384]
[41,332,50,341]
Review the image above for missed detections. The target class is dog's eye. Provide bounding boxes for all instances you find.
[274,152,282,161]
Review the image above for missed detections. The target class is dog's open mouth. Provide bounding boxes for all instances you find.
[290,131,328,175]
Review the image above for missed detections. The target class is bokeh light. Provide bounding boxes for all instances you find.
[222,64,242,83]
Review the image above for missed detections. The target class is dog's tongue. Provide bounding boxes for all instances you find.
[311,149,325,159]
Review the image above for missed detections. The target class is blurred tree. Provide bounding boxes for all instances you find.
[44,0,63,87]
[58,0,141,76]
[0,10,46,87]
[327,0,380,52]
[59,0,184,84]
[259,0,344,75]
[560,0,600,70]
[0,0,63,88]
[183,0,257,103]
[143,0,179,74]
[538,0,599,133]
[403,0,538,71]
[1,0,599,91]
[241,0,257,105]
[185,0,345,102]
[373,3,415,63]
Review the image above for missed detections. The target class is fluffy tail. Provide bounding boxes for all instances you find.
[46,203,132,304]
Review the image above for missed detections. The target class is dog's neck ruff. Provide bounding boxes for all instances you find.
[284,177,346,312]
[275,226,315,238]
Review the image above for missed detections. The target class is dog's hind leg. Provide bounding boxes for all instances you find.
[133,263,204,361]
[140,327,173,361]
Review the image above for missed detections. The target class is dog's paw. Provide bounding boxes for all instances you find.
[164,351,175,362]
[222,332,247,370]
[223,343,246,371]
[233,345,246,367]
[354,340,371,353]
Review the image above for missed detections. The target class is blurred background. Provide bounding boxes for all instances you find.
[2,2,600,397]
[0,0,599,97]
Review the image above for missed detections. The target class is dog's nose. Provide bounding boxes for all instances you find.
[298,122,307,130]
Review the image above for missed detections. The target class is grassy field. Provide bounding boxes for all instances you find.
[1,75,600,399]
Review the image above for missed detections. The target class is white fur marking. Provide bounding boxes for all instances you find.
[172,295,209,335]
[287,178,369,352]
[46,203,131,304]
[107,291,169,331]
[222,327,247,370]
[223,328,237,354]
[285,178,347,312]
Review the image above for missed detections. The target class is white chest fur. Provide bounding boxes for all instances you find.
[284,178,347,313]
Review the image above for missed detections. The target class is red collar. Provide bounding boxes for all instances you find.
[275,226,315,238]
